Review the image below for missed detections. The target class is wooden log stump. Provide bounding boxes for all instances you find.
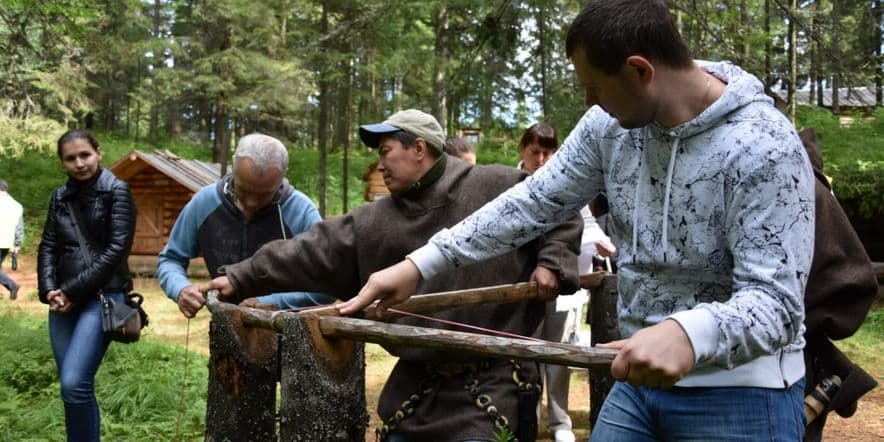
[588,273,620,432]
[278,314,367,441]
[206,305,279,441]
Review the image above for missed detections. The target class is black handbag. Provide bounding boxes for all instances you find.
[65,201,148,343]
[99,292,148,343]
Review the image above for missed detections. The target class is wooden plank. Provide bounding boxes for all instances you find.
[219,273,609,323]
[318,316,617,373]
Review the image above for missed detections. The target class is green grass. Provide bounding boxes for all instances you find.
[0,312,208,441]
[835,309,884,376]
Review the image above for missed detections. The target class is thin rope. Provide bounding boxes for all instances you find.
[276,302,335,313]
[276,301,556,344]
[386,308,548,343]
[174,318,191,441]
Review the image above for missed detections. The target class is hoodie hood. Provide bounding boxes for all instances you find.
[632,60,777,264]
[650,60,773,140]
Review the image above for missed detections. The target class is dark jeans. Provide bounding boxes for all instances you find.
[49,292,121,442]
[0,248,18,294]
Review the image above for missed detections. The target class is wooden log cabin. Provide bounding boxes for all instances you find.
[110,150,227,256]
[362,161,390,201]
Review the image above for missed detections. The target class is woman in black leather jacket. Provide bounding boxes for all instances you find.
[38,130,136,442]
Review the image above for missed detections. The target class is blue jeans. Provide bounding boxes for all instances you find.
[49,292,121,442]
[257,291,336,309]
[591,379,806,441]
[0,249,18,294]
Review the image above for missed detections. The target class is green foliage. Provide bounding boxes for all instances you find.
[288,144,379,215]
[494,426,516,442]
[829,163,884,218]
[0,106,66,157]
[0,312,208,441]
[796,106,884,217]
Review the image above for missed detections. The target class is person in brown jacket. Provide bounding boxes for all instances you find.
[206,109,583,442]
[798,128,878,442]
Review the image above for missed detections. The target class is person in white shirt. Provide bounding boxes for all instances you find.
[0,179,23,300]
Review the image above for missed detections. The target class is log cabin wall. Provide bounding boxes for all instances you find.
[127,168,195,255]
[362,162,390,201]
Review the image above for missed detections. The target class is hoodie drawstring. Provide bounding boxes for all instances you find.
[631,148,646,266]
[661,137,681,263]
[277,204,287,240]
[631,135,681,265]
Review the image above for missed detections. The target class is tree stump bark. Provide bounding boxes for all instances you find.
[588,273,620,432]
[278,314,367,441]
[206,307,279,441]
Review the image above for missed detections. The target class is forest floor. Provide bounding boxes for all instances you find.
[3,254,881,441]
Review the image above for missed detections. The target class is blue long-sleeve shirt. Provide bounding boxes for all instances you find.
[158,174,332,308]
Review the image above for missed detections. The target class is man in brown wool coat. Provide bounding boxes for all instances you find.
[206,109,582,442]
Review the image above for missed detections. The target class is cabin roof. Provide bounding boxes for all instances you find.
[110,150,226,192]
[772,86,878,108]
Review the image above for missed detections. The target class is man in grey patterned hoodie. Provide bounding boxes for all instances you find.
[341,0,815,440]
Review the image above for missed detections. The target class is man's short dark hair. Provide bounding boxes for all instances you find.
[382,130,439,157]
[565,0,693,74]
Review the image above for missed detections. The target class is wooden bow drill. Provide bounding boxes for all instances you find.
[205,272,617,373]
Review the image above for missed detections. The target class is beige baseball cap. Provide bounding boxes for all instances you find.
[358,109,445,154]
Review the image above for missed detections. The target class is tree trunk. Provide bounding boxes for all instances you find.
[740,0,750,67]
[278,315,367,441]
[167,102,183,136]
[764,0,772,92]
[205,306,279,441]
[214,98,230,174]
[149,104,159,146]
[589,274,620,432]
[815,2,824,109]
[333,4,352,156]
[317,0,330,217]
[788,0,797,124]
[809,2,818,106]
[431,6,449,129]
[831,0,841,115]
[148,0,162,147]
[537,0,549,119]
[480,75,492,133]
[875,0,883,105]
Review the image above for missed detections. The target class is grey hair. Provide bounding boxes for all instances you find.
[0,180,7,192]
[233,133,289,175]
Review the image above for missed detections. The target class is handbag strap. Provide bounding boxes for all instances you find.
[64,200,105,301]
[64,200,94,267]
